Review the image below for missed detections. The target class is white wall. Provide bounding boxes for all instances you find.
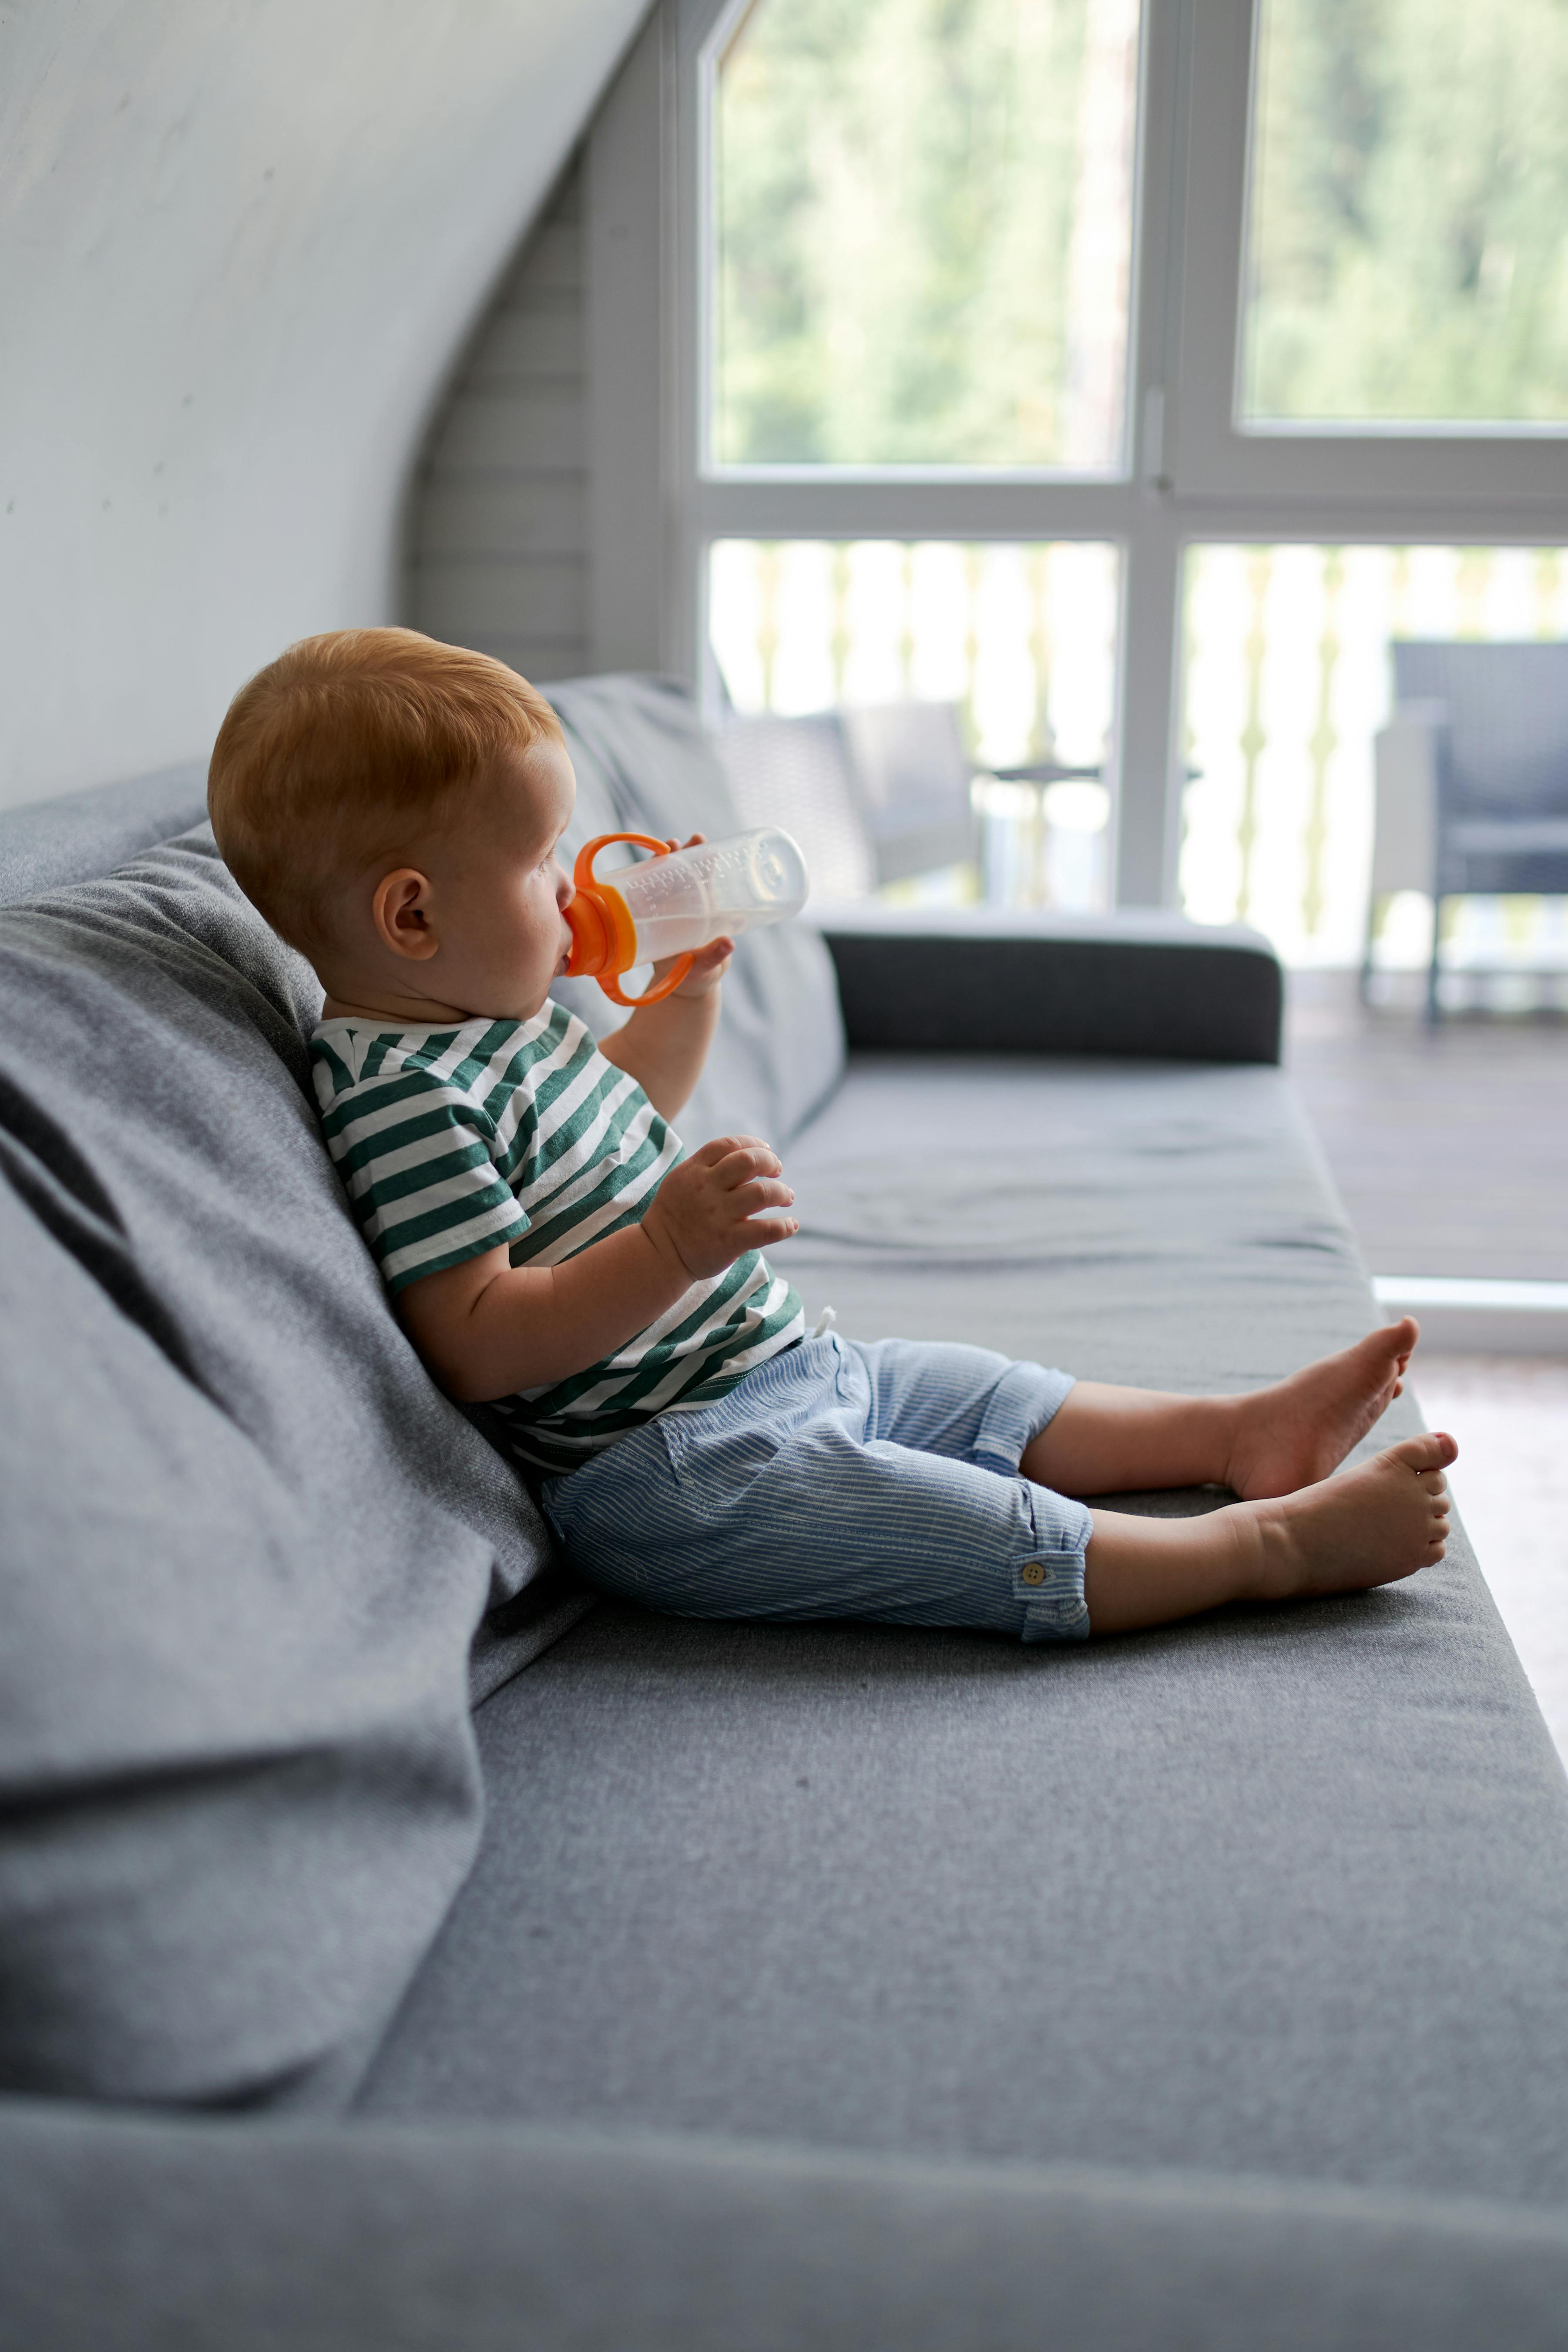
[0,0,647,810]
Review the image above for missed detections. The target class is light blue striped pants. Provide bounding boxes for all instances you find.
[540,1333,1093,1643]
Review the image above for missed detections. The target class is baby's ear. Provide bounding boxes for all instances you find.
[373,868,440,961]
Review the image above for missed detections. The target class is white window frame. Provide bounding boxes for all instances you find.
[1175,0,1568,506]
[585,0,1568,912]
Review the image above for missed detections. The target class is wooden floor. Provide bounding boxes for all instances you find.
[1285,970,1568,1281]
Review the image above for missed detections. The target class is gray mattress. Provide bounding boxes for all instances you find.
[359,1056,1568,2211]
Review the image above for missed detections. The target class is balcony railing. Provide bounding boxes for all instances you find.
[710,539,1118,912]
[1183,544,1568,992]
[709,537,1568,988]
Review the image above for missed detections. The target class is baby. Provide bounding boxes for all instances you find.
[208,628,1456,1645]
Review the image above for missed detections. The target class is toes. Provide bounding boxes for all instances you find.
[1387,1431,1457,1474]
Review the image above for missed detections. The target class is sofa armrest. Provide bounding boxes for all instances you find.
[817,905,1282,1065]
[7,2100,1568,2352]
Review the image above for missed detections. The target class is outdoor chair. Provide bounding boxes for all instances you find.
[713,709,880,900]
[1365,641,1568,1020]
[715,698,1101,905]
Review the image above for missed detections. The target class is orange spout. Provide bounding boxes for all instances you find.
[562,833,695,1007]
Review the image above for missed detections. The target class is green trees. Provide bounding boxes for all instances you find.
[715,0,1568,451]
[714,0,1137,468]
[1244,0,1568,421]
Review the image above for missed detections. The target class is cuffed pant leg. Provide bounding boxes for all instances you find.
[849,1336,1076,1475]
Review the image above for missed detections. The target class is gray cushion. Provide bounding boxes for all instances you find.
[0,829,568,2109]
[7,2099,1568,2352]
[360,1057,1568,2211]
[0,761,209,909]
[543,675,846,1149]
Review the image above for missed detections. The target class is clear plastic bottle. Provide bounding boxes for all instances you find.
[565,828,809,1005]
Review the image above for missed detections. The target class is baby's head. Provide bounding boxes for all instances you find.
[208,628,578,1023]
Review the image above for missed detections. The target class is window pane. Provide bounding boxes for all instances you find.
[712,1,1141,470]
[709,540,1118,911]
[1180,544,1568,996]
[1242,0,1568,426]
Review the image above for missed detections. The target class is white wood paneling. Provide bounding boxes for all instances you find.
[417,559,588,641]
[406,155,593,684]
[417,480,587,562]
[585,7,673,676]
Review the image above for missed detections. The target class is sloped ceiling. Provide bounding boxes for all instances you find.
[0,0,647,808]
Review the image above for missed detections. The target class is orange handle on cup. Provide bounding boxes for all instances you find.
[562,833,696,1008]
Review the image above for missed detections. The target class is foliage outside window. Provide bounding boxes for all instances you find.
[713,0,1141,470]
[1242,0,1568,425]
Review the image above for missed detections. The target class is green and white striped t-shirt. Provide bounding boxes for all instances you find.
[310,1004,803,1476]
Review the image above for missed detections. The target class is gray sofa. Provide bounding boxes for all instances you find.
[3,676,1567,2350]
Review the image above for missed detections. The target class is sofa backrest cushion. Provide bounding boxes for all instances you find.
[0,761,209,908]
[543,676,846,1149]
[0,831,556,2109]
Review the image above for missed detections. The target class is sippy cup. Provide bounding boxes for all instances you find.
[563,828,809,1005]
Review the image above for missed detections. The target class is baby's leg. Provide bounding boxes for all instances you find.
[1022,1317,1419,1499]
[1081,1431,1455,1635]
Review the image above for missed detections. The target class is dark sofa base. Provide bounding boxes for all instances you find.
[822,909,1284,1063]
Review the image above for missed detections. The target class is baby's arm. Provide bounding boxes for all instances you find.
[397,1136,796,1402]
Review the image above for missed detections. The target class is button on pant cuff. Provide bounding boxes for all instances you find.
[1014,1492,1093,1643]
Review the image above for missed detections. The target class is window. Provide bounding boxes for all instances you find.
[1181,544,1568,984]
[1241,0,1568,429]
[712,0,1142,472]
[678,0,1167,904]
[712,538,1119,908]
[637,0,1568,940]
[711,539,1118,758]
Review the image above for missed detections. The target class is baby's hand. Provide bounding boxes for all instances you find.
[643,1135,798,1280]
[668,935,733,996]
[654,837,732,999]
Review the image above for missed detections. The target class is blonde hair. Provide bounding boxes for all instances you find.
[207,628,563,954]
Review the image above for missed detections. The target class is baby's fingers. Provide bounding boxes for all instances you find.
[743,1212,799,1247]
[685,938,734,977]
[715,1142,783,1186]
[689,1132,773,1170]
[732,1176,795,1217]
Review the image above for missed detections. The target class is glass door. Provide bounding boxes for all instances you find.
[678,0,1180,908]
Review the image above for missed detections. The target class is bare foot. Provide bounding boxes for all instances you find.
[1239,1431,1456,1601]
[1223,1317,1420,1501]
[1082,1430,1456,1636]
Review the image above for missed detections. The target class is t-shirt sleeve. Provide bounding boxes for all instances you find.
[317,1064,530,1296]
